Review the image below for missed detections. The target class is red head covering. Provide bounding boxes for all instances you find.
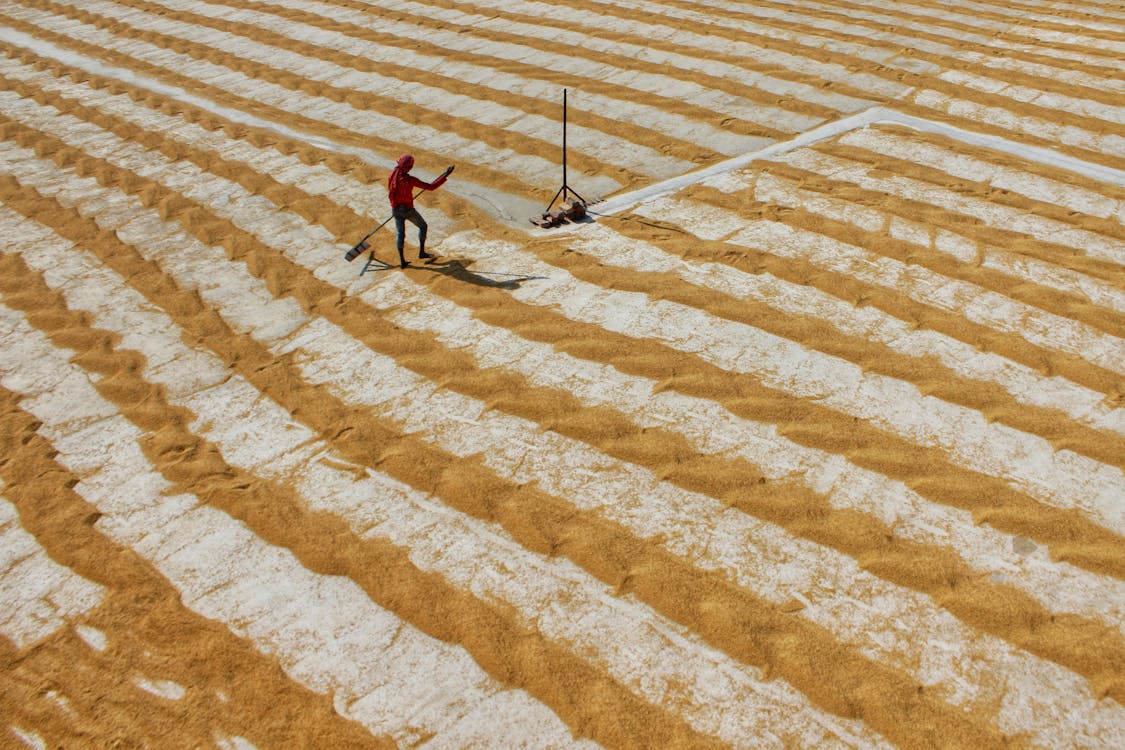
[388,153,414,201]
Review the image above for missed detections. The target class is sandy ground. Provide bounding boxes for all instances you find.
[0,0,1122,748]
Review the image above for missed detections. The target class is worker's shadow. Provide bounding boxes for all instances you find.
[421,258,548,290]
[362,256,546,290]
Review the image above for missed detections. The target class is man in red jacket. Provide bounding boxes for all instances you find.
[388,154,452,268]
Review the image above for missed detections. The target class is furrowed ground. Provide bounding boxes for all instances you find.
[0,0,1122,747]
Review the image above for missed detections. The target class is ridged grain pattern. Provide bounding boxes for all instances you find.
[0,0,1122,747]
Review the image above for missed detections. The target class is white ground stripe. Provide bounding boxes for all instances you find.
[0,23,554,228]
[448,0,1125,147]
[515,105,1125,221]
[1008,0,1125,22]
[0,46,1031,309]
[748,144,1125,266]
[0,490,105,650]
[936,27,1111,71]
[478,0,922,78]
[693,0,1125,93]
[638,186,1125,388]
[940,67,1125,124]
[4,61,1118,628]
[776,0,1125,54]
[0,0,1116,746]
[0,3,616,196]
[17,111,1125,733]
[936,0,1125,34]
[0,49,434,232]
[457,222,1125,535]
[933,42,1125,103]
[9,728,48,750]
[8,37,1116,337]
[921,0,1125,30]
[0,55,445,234]
[463,231,1125,530]
[17,46,1121,436]
[144,0,767,159]
[1006,22,1125,51]
[362,251,1125,627]
[54,0,692,181]
[612,0,1125,113]
[4,144,1120,749]
[937,67,1125,124]
[361,0,908,99]
[5,60,1116,630]
[103,214,1125,739]
[911,86,1125,160]
[389,0,866,115]
[839,127,1124,222]
[1013,0,1125,18]
[524,0,1125,108]
[756,0,1125,72]
[19,67,1125,530]
[4,87,1123,535]
[566,213,1125,429]
[684,0,1125,95]
[0,291,594,750]
[926,22,1116,69]
[213,736,257,750]
[548,0,1124,151]
[1005,0,1125,21]
[752,171,1125,315]
[0,204,892,750]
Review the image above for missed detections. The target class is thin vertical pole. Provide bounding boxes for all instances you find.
[562,88,568,199]
[538,87,584,218]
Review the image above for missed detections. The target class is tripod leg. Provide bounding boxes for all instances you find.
[543,185,565,216]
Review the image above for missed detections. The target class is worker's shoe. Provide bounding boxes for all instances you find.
[418,250,435,260]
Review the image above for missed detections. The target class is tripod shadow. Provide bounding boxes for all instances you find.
[360,255,546,290]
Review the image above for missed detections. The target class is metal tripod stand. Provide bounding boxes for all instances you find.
[542,88,587,214]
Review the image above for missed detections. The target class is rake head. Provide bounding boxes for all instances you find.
[345,239,371,262]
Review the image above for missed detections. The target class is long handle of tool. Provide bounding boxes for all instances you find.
[361,212,397,242]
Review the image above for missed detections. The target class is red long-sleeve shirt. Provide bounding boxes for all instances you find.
[388,171,447,209]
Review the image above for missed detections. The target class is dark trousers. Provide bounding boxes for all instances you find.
[393,205,427,255]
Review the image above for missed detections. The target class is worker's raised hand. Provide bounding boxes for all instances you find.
[442,165,455,177]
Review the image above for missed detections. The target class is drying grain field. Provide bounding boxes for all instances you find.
[0,0,1123,747]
